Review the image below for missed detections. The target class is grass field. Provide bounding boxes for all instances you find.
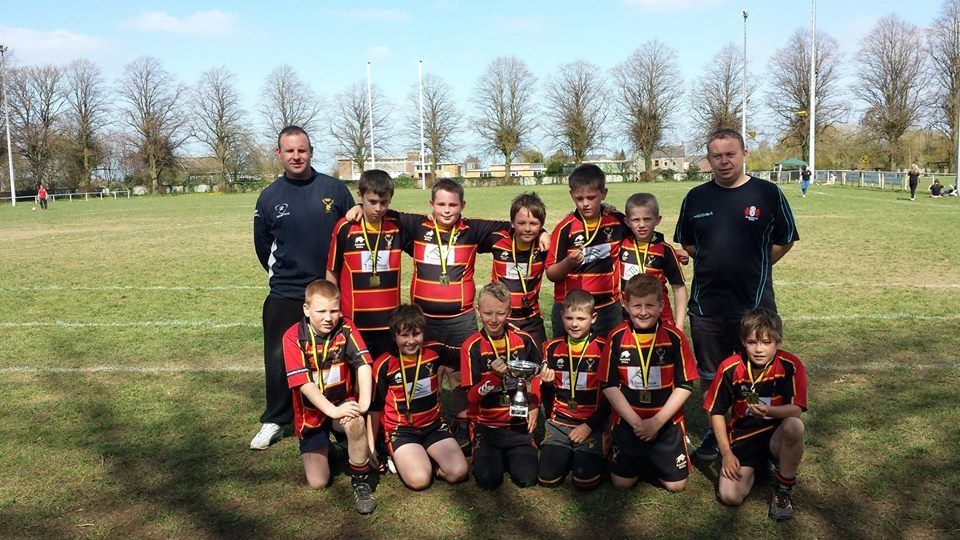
[1,182,958,539]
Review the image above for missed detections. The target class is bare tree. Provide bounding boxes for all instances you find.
[330,80,391,173]
[690,43,759,147]
[929,0,960,171]
[116,56,189,193]
[544,59,608,166]
[259,64,323,142]
[612,41,684,173]
[767,29,845,159]
[193,66,248,192]
[64,59,108,191]
[8,65,66,187]
[406,73,462,180]
[855,15,930,169]
[472,56,537,179]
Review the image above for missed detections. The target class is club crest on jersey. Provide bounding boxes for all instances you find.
[354,236,366,248]
[424,230,434,242]
[620,350,632,364]
[274,203,290,218]
[322,198,334,212]
[500,250,510,260]
[656,348,666,362]
[573,233,586,247]
[393,373,403,384]
[744,205,761,221]
[585,358,596,370]
[604,228,614,241]
[385,234,394,249]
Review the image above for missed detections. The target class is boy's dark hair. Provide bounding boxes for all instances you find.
[431,178,464,203]
[359,169,395,197]
[389,304,427,337]
[277,125,312,149]
[625,192,660,216]
[622,274,662,303]
[562,289,595,314]
[706,128,745,152]
[740,308,783,343]
[477,281,511,305]
[304,279,339,302]
[568,163,606,191]
[510,191,546,223]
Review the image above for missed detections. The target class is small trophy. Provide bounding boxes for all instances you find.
[506,359,540,418]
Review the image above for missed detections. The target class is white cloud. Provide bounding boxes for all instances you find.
[122,10,238,35]
[623,0,722,12]
[0,25,108,65]
[366,46,392,60]
[322,8,410,22]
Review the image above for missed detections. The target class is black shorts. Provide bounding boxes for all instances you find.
[299,420,333,454]
[471,424,538,489]
[731,426,776,470]
[361,329,394,362]
[609,421,690,482]
[425,311,477,367]
[386,421,455,454]
[508,314,546,348]
[689,313,744,381]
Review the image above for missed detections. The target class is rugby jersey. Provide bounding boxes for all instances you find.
[370,342,456,433]
[327,216,408,332]
[396,213,508,318]
[620,231,685,325]
[489,229,548,321]
[541,335,608,429]
[546,210,628,308]
[704,350,808,443]
[461,325,542,429]
[283,317,372,438]
[599,321,698,426]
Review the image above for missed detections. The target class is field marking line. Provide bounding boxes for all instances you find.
[774,280,960,289]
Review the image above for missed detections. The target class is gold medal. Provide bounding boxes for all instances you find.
[439,274,450,286]
[568,399,578,411]
[500,392,511,406]
[521,297,533,309]
[369,274,380,287]
[746,391,760,405]
[638,390,652,403]
[405,411,413,423]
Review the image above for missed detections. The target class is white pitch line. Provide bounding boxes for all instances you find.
[0,365,262,374]
[816,361,960,371]
[0,320,258,328]
[0,285,263,292]
[784,314,960,322]
[775,280,960,289]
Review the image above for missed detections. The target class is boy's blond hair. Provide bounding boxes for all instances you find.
[304,279,340,302]
[622,274,662,303]
[562,289,595,314]
[740,308,783,342]
[477,281,511,305]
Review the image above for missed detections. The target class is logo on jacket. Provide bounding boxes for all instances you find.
[744,205,761,221]
[500,251,510,260]
[354,236,366,248]
[619,350,631,364]
[573,233,586,247]
[322,198,334,212]
[275,203,290,218]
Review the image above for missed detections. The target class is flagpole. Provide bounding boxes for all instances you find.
[418,60,426,190]
[808,0,817,180]
[367,61,375,169]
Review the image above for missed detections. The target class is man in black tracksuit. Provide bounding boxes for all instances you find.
[250,125,354,450]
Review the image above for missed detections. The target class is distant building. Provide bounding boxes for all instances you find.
[337,151,461,181]
[633,143,693,173]
[463,162,546,179]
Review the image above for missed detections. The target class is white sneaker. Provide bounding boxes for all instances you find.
[249,423,282,450]
[386,455,397,474]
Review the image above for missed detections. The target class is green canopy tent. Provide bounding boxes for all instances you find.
[775,157,807,181]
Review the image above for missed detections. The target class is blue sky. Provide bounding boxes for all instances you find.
[0,0,945,161]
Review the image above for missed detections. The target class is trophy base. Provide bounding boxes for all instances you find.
[509,404,528,418]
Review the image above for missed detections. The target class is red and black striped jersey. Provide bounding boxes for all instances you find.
[599,321,698,426]
[541,335,609,428]
[370,341,457,433]
[395,213,508,318]
[546,211,628,308]
[620,231,685,325]
[283,317,372,438]
[704,350,808,444]
[489,229,548,320]
[327,217,409,332]
[461,325,542,429]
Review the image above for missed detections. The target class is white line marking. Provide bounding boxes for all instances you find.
[0,365,261,373]
[784,314,960,322]
[775,280,960,289]
[0,320,258,328]
[0,285,263,292]
[816,362,960,371]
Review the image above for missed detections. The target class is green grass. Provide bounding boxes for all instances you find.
[1,183,959,538]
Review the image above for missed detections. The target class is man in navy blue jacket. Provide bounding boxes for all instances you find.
[251,125,355,450]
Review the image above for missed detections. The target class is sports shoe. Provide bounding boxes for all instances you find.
[352,481,377,515]
[696,429,719,461]
[769,489,794,521]
[386,455,397,475]
[452,419,471,456]
[249,423,282,450]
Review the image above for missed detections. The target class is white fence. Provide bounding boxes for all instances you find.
[0,190,131,203]
[755,169,958,190]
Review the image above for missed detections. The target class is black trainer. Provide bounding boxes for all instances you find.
[769,488,794,521]
[452,419,471,456]
[351,479,377,515]
[696,429,719,461]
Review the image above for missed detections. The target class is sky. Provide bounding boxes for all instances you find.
[0,0,947,163]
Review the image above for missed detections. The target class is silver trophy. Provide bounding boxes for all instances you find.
[506,359,540,418]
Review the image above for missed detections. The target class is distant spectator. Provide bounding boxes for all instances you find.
[930,179,943,198]
[799,166,811,198]
[943,185,958,197]
[907,164,920,200]
[36,183,48,210]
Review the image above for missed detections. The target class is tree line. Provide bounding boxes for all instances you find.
[2,3,959,193]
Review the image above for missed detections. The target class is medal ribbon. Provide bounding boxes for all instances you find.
[485,329,512,399]
[510,233,536,299]
[304,325,333,393]
[579,214,603,246]
[746,356,774,393]
[630,322,659,389]
[632,238,652,273]
[566,336,590,403]
[399,350,424,422]
[360,217,382,276]
[433,220,458,278]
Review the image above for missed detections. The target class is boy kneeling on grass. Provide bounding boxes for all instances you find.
[369,304,469,490]
[282,279,378,514]
[704,308,808,521]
